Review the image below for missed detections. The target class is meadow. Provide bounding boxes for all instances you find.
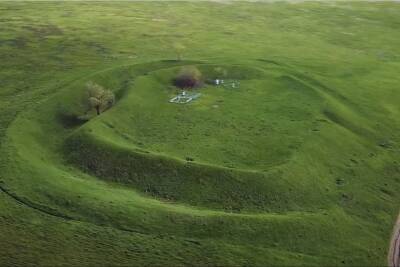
[0,1,400,266]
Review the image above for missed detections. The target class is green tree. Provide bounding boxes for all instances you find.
[85,81,115,115]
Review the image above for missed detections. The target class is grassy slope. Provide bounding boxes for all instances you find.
[0,1,400,266]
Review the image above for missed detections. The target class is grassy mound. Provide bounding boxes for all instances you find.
[63,63,337,211]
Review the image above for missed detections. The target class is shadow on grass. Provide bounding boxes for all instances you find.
[57,112,88,129]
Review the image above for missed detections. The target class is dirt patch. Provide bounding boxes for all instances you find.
[388,213,400,267]
[23,24,64,39]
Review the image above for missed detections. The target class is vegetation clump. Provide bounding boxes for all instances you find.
[173,66,203,89]
[85,81,115,115]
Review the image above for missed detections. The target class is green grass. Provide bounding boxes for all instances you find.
[0,1,400,266]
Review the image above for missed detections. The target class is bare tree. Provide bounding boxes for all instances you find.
[214,67,228,78]
[173,43,186,61]
[85,81,115,115]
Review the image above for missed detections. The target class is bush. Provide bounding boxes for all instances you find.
[173,66,202,89]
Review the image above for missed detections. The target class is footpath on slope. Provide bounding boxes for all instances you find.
[389,213,400,267]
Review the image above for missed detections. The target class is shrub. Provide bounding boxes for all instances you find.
[173,66,202,89]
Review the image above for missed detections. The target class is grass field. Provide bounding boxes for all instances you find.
[1,1,400,266]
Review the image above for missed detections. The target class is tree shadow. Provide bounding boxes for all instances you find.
[57,112,89,129]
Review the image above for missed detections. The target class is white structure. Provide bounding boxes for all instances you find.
[169,91,201,104]
[214,79,240,88]
[215,79,224,85]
